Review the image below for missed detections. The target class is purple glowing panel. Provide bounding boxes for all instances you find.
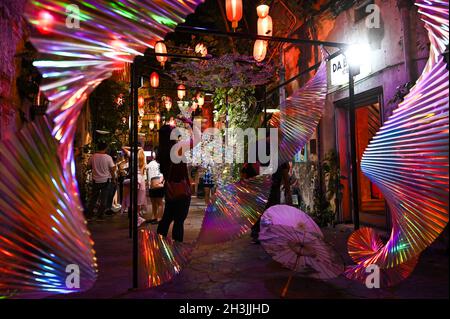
[346,0,449,287]
[0,118,97,298]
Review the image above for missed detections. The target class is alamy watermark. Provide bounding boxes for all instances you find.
[65,264,80,289]
[170,119,279,173]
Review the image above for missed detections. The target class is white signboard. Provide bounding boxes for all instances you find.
[329,54,371,86]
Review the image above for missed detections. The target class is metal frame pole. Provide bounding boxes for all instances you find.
[130,62,139,289]
[175,26,349,49]
[348,66,360,230]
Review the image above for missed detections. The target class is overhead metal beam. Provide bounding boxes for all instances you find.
[175,26,349,49]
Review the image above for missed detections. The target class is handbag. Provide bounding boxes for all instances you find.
[150,175,164,189]
[165,163,191,201]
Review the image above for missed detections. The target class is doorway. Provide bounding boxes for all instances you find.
[335,88,387,229]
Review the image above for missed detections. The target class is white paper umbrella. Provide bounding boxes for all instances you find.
[260,224,343,280]
[261,205,323,238]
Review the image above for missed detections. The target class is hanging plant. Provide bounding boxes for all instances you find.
[169,54,277,91]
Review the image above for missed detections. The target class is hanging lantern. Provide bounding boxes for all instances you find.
[253,40,268,62]
[195,43,208,57]
[138,96,145,107]
[257,15,273,36]
[155,114,161,123]
[150,72,159,88]
[149,120,155,130]
[226,0,243,30]
[177,84,186,100]
[155,41,168,67]
[257,4,270,18]
[138,107,145,117]
[37,11,55,34]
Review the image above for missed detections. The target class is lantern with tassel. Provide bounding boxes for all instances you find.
[226,0,243,30]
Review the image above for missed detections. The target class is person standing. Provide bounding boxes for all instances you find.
[87,141,116,221]
[157,119,200,242]
[250,161,292,243]
[122,146,148,226]
[147,150,164,224]
[202,165,216,206]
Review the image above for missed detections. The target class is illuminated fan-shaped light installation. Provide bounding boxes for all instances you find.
[7,0,204,297]
[198,175,272,244]
[344,228,419,287]
[269,54,328,165]
[346,0,449,287]
[24,0,204,168]
[138,229,193,288]
[0,118,97,298]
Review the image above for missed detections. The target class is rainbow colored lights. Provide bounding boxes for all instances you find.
[0,0,204,297]
[345,0,449,287]
[0,118,97,298]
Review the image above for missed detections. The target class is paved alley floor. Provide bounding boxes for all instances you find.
[59,197,449,299]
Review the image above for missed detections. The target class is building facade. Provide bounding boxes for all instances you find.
[281,0,430,230]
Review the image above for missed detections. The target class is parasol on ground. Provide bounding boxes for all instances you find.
[259,206,343,297]
[262,205,323,238]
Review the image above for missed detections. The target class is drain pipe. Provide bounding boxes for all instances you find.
[397,0,416,83]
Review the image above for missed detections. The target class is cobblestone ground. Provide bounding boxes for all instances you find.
[60,197,449,299]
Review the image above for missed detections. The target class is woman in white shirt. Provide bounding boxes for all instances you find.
[146,150,164,224]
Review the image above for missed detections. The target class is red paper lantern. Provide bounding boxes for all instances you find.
[150,72,159,88]
[37,11,55,34]
[226,0,243,30]
[253,40,267,62]
[155,41,168,67]
[138,96,145,107]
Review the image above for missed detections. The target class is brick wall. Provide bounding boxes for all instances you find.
[0,0,28,140]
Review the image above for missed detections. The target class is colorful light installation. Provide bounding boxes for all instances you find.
[17,0,204,297]
[138,229,192,288]
[0,118,97,298]
[198,175,272,244]
[345,0,449,287]
[273,52,328,164]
